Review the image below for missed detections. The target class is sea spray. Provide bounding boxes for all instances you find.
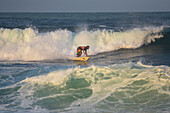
[0,28,73,60]
[0,27,163,61]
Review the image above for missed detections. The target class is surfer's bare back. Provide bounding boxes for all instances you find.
[76,45,90,57]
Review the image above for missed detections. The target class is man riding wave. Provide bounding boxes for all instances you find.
[76,45,90,57]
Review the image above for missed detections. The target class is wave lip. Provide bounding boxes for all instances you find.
[0,27,164,61]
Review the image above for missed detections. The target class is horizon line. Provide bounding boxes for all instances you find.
[0,10,170,13]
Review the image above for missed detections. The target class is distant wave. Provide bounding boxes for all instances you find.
[0,27,166,61]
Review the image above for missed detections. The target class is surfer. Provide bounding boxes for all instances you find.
[76,45,90,57]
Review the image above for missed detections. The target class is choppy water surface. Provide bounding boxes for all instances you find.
[0,12,170,113]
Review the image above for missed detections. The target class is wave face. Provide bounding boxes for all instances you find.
[1,63,169,113]
[0,27,164,61]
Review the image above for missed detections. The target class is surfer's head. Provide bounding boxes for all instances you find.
[86,45,90,49]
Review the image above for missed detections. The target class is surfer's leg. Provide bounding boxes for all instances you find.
[77,51,82,57]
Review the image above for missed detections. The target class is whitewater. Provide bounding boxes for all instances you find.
[0,27,163,61]
[0,12,170,113]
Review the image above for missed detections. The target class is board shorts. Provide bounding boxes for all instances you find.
[77,49,82,56]
[77,47,83,57]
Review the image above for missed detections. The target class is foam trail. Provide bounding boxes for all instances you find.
[0,27,163,61]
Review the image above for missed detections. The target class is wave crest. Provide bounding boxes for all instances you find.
[0,27,164,61]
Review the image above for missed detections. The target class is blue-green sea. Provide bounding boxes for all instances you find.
[0,12,170,113]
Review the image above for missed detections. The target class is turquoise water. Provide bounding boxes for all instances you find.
[0,12,170,113]
[0,63,170,113]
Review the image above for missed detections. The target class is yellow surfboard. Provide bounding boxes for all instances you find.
[73,57,90,61]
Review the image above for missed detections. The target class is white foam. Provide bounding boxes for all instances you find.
[20,69,72,86]
[0,27,163,61]
[17,63,170,112]
[61,64,170,112]
[18,69,73,110]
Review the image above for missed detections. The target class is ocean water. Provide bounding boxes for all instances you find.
[0,12,170,113]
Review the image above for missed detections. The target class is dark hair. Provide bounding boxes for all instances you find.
[87,45,89,48]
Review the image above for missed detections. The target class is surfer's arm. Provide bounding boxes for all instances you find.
[84,50,88,56]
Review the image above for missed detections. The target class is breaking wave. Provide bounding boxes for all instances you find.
[0,27,165,61]
[14,63,170,112]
